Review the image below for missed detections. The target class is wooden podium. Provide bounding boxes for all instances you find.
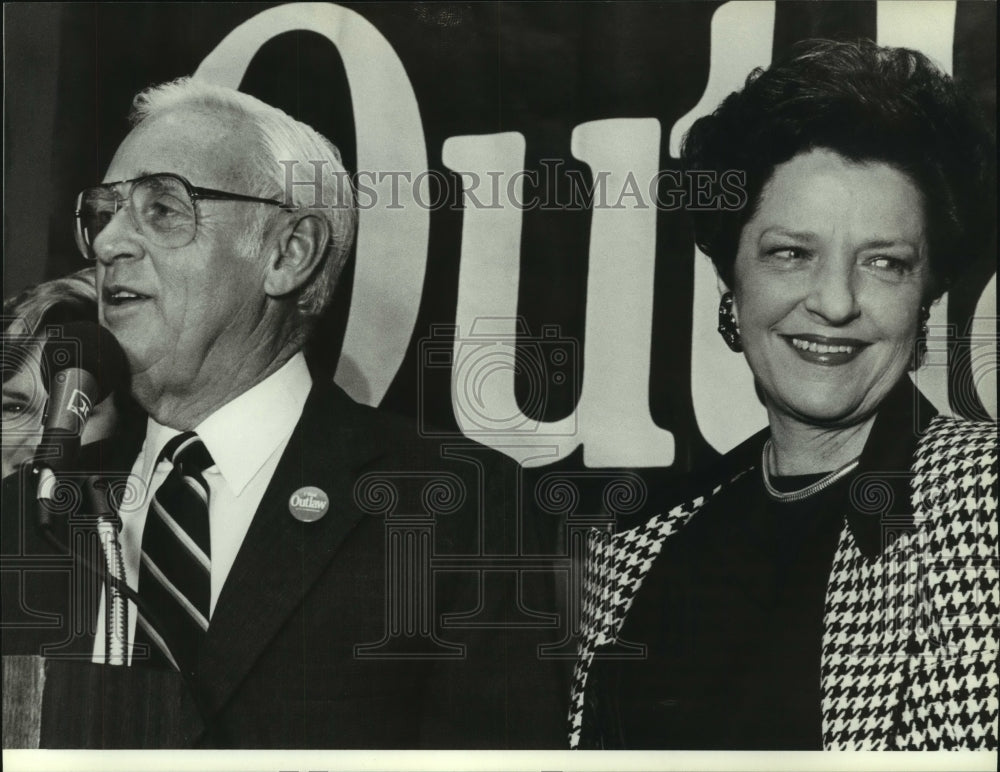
[3,655,204,748]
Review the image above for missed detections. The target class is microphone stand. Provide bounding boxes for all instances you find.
[33,463,129,666]
[86,477,129,666]
[34,464,216,735]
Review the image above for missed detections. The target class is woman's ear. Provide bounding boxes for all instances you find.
[263,213,330,298]
[716,274,738,324]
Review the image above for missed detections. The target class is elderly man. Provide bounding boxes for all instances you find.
[3,79,564,748]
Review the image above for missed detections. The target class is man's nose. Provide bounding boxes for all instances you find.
[91,203,144,265]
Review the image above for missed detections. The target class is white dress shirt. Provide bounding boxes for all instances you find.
[93,352,312,664]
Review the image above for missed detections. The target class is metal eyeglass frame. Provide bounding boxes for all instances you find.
[74,171,291,260]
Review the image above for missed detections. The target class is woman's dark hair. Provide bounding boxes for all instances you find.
[681,39,996,299]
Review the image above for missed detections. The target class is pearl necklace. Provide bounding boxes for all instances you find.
[761,438,860,503]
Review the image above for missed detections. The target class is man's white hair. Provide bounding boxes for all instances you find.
[129,77,356,330]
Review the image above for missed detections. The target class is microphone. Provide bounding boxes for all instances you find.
[34,321,128,524]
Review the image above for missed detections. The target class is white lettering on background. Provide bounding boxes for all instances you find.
[444,120,674,467]
[196,1,996,469]
[196,1,429,407]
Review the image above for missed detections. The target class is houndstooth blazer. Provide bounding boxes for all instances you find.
[569,414,998,750]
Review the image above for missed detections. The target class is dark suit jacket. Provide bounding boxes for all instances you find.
[2,381,568,748]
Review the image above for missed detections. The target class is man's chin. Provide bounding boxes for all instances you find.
[113,343,158,386]
[127,366,166,414]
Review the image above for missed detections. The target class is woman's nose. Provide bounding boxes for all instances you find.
[802,254,861,325]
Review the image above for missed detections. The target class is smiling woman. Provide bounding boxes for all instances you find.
[734,149,931,452]
[570,39,997,750]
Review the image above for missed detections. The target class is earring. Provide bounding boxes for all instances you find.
[914,305,930,368]
[717,291,742,352]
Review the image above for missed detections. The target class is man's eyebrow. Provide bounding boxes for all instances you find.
[2,388,33,403]
[104,170,154,185]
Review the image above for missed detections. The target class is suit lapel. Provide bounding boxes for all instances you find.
[194,383,383,717]
[570,435,767,748]
[820,514,923,749]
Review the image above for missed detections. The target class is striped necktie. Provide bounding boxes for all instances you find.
[134,431,214,674]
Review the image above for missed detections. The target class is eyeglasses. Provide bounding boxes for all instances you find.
[74,172,290,260]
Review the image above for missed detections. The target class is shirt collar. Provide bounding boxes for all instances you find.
[138,352,312,495]
[845,375,938,561]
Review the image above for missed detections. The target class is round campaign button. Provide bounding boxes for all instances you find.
[288,486,330,522]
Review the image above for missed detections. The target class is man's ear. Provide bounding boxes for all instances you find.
[263,213,330,298]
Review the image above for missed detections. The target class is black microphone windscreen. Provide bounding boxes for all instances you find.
[41,321,128,402]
